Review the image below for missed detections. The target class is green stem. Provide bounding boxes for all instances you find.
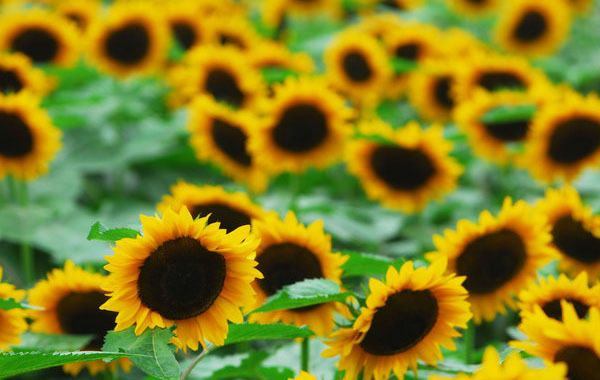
[180,348,211,380]
[102,369,117,380]
[301,337,310,372]
[463,322,475,364]
[17,180,34,285]
[288,174,301,214]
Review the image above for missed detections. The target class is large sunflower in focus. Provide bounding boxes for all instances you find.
[0,91,61,180]
[535,186,600,278]
[0,9,79,66]
[323,260,471,380]
[101,207,262,351]
[28,261,132,376]
[0,266,27,352]
[86,2,169,78]
[494,0,571,57]
[187,97,269,192]
[0,52,53,95]
[346,120,462,213]
[249,76,353,174]
[249,212,348,337]
[523,92,600,183]
[427,197,555,324]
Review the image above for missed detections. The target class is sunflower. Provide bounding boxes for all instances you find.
[346,120,462,213]
[409,59,460,123]
[454,89,540,164]
[0,91,61,180]
[512,302,600,380]
[248,212,348,337]
[522,92,600,183]
[167,45,265,108]
[260,0,288,39]
[86,2,169,78]
[427,197,555,324]
[248,76,353,174]
[447,0,501,17]
[56,0,101,32]
[0,266,27,352]
[494,0,571,57]
[0,52,53,95]
[324,30,392,107]
[564,0,593,13]
[429,346,568,380]
[202,15,260,51]
[164,1,204,52]
[439,28,492,59]
[248,41,315,76]
[378,0,425,10]
[353,12,404,40]
[281,0,341,16]
[101,207,262,351]
[290,372,318,380]
[28,261,132,376]
[0,9,79,66]
[453,53,550,103]
[323,260,471,380]
[535,186,600,278]
[156,181,272,233]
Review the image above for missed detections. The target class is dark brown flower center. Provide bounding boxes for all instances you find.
[547,117,600,164]
[342,51,372,82]
[456,229,527,294]
[370,145,436,191]
[10,27,59,64]
[137,237,226,320]
[395,43,420,62]
[513,11,547,42]
[0,69,23,94]
[204,68,245,107]
[360,290,438,356]
[552,215,600,264]
[65,12,86,29]
[272,104,328,152]
[104,23,150,65]
[56,291,116,349]
[483,119,530,141]
[477,72,526,92]
[189,202,252,233]
[0,111,34,158]
[171,22,197,51]
[541,298,589,321]
[219,33,244,49]
[211,118,252,167]
[433,76,454,109]
[554,345,600,380]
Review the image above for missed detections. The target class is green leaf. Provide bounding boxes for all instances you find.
[353,132,394,145]
[13,332,92,352]
[87,221,140,242]
[224,323,313,345]
[251,278,353,313]
[0,298,42,311]
[103,327,180,380]
[261,67,299,84]
[0,351,134,379]
[199,351,294,380]
[341,250,393,277]
[391,58,418,75]
[480,104,537,124]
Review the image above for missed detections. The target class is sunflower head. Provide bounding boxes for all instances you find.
[323,260,471,380]
[410,59,461,122]
[163,0,204,52]
[0,266,27,352]
[289,371,318,380]
[447,0,502,17]
[248,41,315,75]
[56,0,101,32]
[0,52,53,96]
[202,14,260,51]
[101,207,262,351]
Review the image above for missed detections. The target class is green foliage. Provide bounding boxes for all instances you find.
[0,298,42,311]
[341,250,393,277]
[13,333,93,352]
[480,105,537,124]
[224,323,314,345]
[390,58,419,75]
[191,351,294,380]
[262,67,299,84]
[87,221,140,242]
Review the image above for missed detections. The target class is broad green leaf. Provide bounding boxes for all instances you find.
[480,105,537,124]
[262,67,299,84]
[103,327,180,380]
[87,221,140,242]
[341,250,393,277]
[0,299,42,311]
[224,323,313,345]
[197,351,294,380]
[251,279,353,313]
[13,332,92,352]
[0,351,134,379]
[391,58,418,75]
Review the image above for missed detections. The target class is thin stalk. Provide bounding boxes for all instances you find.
[288,174,301,213]
[463,322,475,364]
[301,337,310,372]
[17,180,34,285]
[180,348,211,380]
[102,369,117,380]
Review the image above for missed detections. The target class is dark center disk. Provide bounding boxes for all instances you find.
[433,76,454,109]
[513,11,548,42]
[211,118,252,167]
[370,145,436,191]
[104,23,150,64]
[10,27,59,64]
[65,13,85,29]
[467,0,486,3]
[219,34,244,49]
[551,215,600,264]
[137,237,226,320]
[0,111,34,158]
[256,242,323,297]
[394,43,421,62]
[477,72,526,92]
[171,22,196,51]
[541,298,590,321]
[204,69,245,107]
[272,104,328,152]
[547,117,600,164]
[359,290,438,356]
[483,119,530,142]
[554,345,600,380]
[189,203,252,233]
[382,0,403,9]
[455,229,527,294]
[0,69,23,94]
[342,51,372,82]
[56,291,117,349]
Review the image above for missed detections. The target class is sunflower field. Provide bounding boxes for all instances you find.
[2,0,600,379]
